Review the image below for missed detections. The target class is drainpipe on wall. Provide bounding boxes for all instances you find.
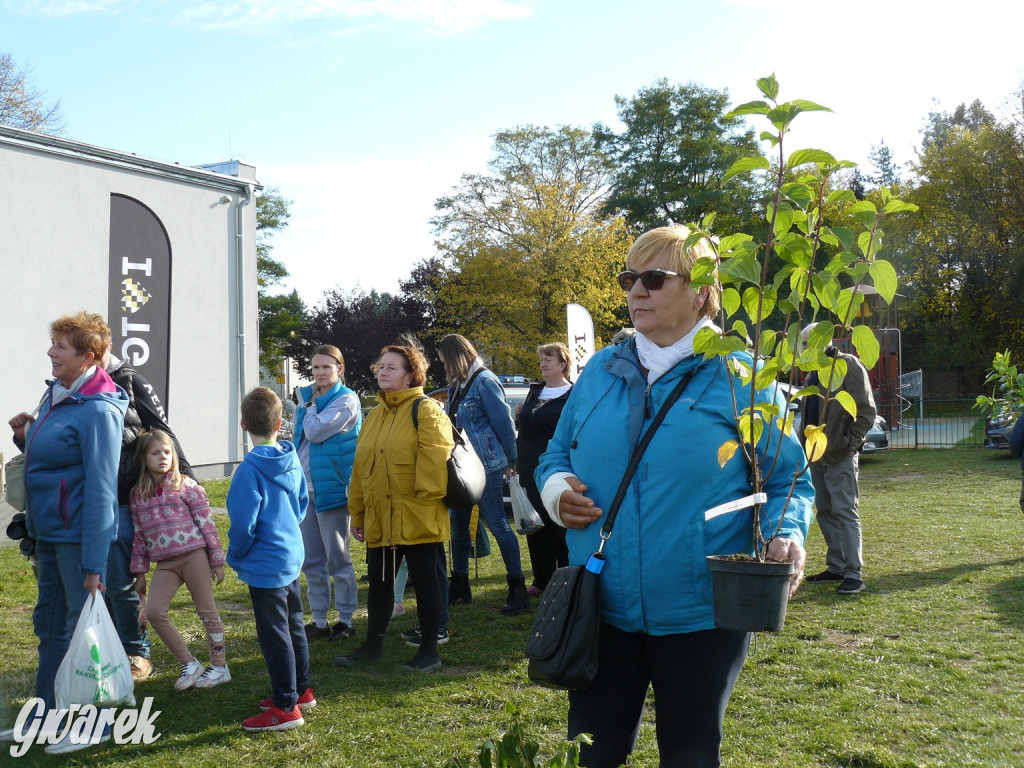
[235,188,253,455]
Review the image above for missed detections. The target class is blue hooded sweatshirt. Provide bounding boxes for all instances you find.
[226,441,308,589]
[21,367,128,575]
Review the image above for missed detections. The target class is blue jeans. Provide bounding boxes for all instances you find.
[33,541,103,711]
[249,579,310,711]
[451,470,522,578]
[104,504,150,657]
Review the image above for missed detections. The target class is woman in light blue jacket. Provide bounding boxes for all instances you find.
[438,334,527,615]
[536,226,813,768]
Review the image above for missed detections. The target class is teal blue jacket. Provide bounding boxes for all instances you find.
[536,338,814,635]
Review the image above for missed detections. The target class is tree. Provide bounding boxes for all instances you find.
[431,125,631,374]
[889,99,1024,383]
[867,140,900,187]
[256,187,305,372]
[0,52,64,133]
[594,79,765,236]
[286,288,419,395]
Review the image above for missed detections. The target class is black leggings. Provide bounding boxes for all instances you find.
[568,623,750,768]
[364,543,443,653]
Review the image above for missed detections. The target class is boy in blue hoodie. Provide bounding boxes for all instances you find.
[226,387,312,732]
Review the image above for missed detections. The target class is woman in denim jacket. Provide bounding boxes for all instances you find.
[438,334,528,615]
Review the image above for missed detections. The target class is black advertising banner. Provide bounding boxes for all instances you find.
[107,194,173,414]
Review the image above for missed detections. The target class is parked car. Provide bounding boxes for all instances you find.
[862,415,890,454]
[984,409,1019,449]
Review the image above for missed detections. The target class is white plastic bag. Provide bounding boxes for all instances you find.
[55,594,136,710]
[510,475,544,535]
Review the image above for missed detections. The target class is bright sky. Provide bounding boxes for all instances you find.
[5,0,1024,307]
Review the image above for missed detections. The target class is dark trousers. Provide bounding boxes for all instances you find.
[105,504,150,658]
[365,543,443,653]
[249,579,310,711]
[568,623,750,768]
[523,480,567,590]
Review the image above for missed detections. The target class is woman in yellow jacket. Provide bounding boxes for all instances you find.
[336,344,454,673]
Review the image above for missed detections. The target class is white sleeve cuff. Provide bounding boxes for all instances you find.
[540,472,576,528]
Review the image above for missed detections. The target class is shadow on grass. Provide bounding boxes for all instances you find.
[796,555,1024,605]
[988,576,1024,630]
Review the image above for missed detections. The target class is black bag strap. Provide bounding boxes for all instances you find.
[599,364,703,540]
[446,367,485,425]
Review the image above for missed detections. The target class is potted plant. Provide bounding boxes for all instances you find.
[684,75,917,631]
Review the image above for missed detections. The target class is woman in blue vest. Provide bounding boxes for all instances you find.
[293,345,362,640]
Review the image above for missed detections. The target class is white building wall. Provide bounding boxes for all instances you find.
[0,128,259,478]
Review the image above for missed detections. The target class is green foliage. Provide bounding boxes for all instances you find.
[690,75,917,557]
[431,125,631,373]
[255,186,306,374]
[595,79,766,236]
[445,704,592,768]
[974,350,1024,419]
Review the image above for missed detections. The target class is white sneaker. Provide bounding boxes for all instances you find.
[43,725,110,755]
[194,664,231,688]
[392,602,406,618]
[174,658,205,691]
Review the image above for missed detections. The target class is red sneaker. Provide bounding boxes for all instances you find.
[259,687,317,711]
[242,704,304,732]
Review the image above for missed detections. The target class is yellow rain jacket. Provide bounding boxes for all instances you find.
[349,387,454,547]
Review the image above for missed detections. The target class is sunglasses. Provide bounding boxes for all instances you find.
[617,269,685,291]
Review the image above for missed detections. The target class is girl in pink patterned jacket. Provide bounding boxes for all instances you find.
[130,430,229,691]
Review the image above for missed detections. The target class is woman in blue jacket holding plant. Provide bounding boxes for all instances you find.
[536,226,814,768]
[1009,415,1024,514]
[5,312,127,755]
[438,333,527,615]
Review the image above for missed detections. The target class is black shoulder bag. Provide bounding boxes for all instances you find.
[525,366,699,690]
[413,396,486,509]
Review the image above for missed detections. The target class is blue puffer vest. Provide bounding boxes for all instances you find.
[295,382,361,510]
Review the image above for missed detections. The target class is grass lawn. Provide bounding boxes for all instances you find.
[1,448,1023,766]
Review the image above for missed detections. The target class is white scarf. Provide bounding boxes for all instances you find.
[539,383,571,400]
[634,317,717,385]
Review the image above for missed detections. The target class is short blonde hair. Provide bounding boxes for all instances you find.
[438,334,478,384]
[537,342,572,380]
[625,225,721,321]
[50,312,111,361]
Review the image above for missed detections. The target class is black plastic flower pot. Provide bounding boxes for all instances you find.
[706,555,795,632]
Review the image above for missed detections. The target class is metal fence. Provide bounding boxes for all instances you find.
[887,399,984,449]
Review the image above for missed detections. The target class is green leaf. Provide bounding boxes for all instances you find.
[789,98,832,113]
[720,253,762,284]
[759,131,780,147]
[804,424,827,462]
[702,335,748,358]
[757,74,779,100]
[882,198,919,214]
[822,358,848,390]
[742,285,776,323]
[827,226,855,251]
[758,329,778,357]
[835,390,857,419]
[781,181,813,207]
[769,203,795,235]
[754,359,781,390]
[869,259,898,303]
[826,189,856,205]
[723,155,771,183]
[788,148,836,167]
[721,287,741,318]
[731,319,750,343]
[728,100,772,118]
[719,233,755,254]
[852,325,880,368]
[690,256,718,284]
[718,440,740,468]
[836,288,865,328]
[811,272,840,312]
